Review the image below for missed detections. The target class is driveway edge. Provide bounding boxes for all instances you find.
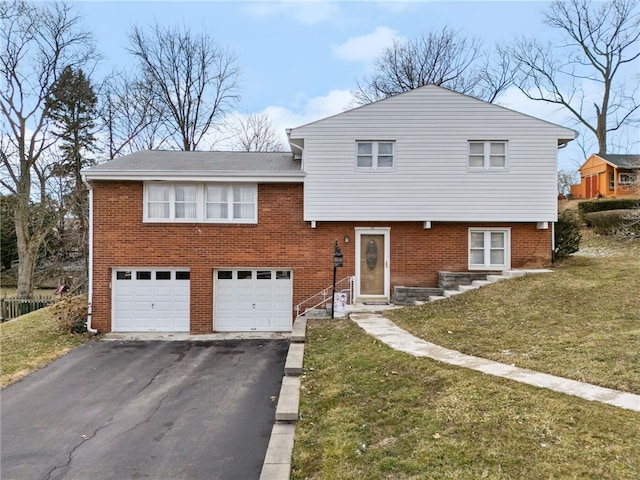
[260,317,306,479]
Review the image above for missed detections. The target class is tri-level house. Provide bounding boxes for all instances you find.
[82,85,576,334]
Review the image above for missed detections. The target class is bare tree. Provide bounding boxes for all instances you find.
[0,1,96,298]
[225,113,284,152]
[506,0,640,155]
[98,71,168,158]
[127,23,240,151]
[557,169,579,196]
[354,27,512,104]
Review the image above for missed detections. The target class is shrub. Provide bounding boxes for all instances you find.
[578,198,640,219]
[554,210,581,259]
[585,209,640,238]
[50,295,88,333]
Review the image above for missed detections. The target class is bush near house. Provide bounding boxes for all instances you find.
[49,295,88,333]
[554,210,581,258]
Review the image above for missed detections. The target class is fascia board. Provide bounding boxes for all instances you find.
[83,171,305,182]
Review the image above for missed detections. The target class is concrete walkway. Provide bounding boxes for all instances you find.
[351,313,640,412]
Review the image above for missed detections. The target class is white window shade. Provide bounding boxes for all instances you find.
[147,184,170,219]
[145,183,257,223]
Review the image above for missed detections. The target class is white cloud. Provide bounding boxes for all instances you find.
[332,26,400,63]
[244,1,340,26]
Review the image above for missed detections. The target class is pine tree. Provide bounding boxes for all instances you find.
[45,66,98,291]
[46,66,98,185]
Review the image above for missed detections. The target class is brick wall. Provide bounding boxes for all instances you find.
[90,181,552,333]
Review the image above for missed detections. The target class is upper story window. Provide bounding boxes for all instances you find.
[356,141,395,169]
[145,182,257,223]
[205,185,256,222]
[468,141,508,170]
[468,228,510,270]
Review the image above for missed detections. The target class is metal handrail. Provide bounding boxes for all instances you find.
[295,276,354,317]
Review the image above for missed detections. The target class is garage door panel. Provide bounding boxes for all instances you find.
[154,286,174,296]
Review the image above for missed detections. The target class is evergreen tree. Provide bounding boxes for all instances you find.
[46,65,98,186]
[45,66,98,290]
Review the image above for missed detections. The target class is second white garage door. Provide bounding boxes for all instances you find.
[214,269,293,332]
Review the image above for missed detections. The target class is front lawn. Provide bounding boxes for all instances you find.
[293,232,640,478]
[293,319,640,479]
[387,232,640,393]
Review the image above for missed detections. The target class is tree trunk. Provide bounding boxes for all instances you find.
[14,210,37,299]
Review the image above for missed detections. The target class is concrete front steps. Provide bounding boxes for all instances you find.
[430,269,552,302]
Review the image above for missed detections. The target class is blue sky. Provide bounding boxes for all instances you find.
[75,0,639,170]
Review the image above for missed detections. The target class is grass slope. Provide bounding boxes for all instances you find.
[293,320,640,479]
[388,232,640,393]
[1,307,90,387]
[294,233,640,478]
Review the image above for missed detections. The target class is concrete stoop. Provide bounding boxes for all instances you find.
[261,317,307,480]
[429,269,553,303]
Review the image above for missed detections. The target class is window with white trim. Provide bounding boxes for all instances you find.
[468,228,510,270]
[468,141,507,169]
[205,185,256,222]
[619,172,638,186]
[356,141,395,169]
[144,183,257,223]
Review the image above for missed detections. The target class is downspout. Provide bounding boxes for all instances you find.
[82,175,98,333]
[552,139,571,263]
[551,221,556,263]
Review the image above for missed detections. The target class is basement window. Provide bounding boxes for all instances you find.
[468,228,511,270]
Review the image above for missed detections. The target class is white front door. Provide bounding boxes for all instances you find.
[214,269,293,332]
[112,268,190,332]
[355,228,390,299]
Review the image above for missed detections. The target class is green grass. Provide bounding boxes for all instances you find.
[387,232,640,394]
[0,307,90,388]
[293,320,640,479]
[293,232,640,479]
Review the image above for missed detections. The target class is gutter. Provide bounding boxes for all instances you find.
[286,129,304,159]
[82,171,305,182]
[81,175,98,334]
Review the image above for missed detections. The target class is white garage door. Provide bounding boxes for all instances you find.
[112,268,190,332]
[214,269,292,332]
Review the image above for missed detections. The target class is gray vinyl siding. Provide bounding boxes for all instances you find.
[289,86,575,223]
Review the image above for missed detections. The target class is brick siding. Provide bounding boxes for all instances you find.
[90,181,552,333]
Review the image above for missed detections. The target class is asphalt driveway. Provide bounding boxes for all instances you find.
[1,339,288,480]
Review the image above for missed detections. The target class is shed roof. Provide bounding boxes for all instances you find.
[596,154,640,169]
